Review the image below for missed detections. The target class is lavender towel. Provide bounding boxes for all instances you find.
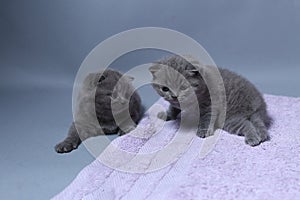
[52,95,300,200]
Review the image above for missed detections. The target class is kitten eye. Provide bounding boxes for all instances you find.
[180,84,188,90]
[161,86,170,92]
[98,76,105,83]
[190,82,199,87]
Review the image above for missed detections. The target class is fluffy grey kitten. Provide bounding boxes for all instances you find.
[149,55,272,146]
[55,69,143,153]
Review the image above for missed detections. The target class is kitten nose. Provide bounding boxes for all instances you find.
[171,95,177,99]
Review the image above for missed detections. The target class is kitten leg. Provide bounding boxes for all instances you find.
[55,122,82,153]
[117,114,138,136]
[118,124,136,136]
[250,113,270,142]
[224,113,270,146]
[117,107,143,135]
[118,129,126,136]
[197,112,216,138]
[242,120,264,146]
[224,117,263,146]
[101,125,119,134]
[158,105,181,121]
[223,116,248,136]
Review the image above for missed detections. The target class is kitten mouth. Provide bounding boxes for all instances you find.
[168,98,179,103]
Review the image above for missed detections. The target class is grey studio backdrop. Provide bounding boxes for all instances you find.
[0,0,299,199]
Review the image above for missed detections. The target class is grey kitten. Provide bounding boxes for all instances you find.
[149,55,272,146]
[55,69,143,153]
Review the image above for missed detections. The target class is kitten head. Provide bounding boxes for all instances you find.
[83,69,135,107]
[95,69,141,129]
[91,69,135,104]
[149,55,207,105]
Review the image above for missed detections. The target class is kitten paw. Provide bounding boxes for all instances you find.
[157,111,175,121]
[118,126,136,136]
[259,132,270,142]
[118,130,126,136]
[55,141,79,153]
[245,134,261,146]
[197,128,215,138]
[157,111,168,121]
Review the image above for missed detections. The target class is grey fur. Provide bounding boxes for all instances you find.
[55,69,143,153]
[149,55,272,146]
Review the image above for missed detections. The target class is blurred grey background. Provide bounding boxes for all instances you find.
[0,0,299,199]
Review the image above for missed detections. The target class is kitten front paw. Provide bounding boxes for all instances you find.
[197,128,215,138]
[157,111,168,121]
[245,134,261,146]
[118,125,136,136]
[259,132,270,143]
[55,141,80,153]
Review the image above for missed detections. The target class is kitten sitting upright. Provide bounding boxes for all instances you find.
[149,55,272,146]
[55,69,143,153]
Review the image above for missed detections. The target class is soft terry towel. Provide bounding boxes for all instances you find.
[52,95,300,200]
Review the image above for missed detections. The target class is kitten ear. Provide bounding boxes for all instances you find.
[98,75,105,82]
[124,75,134,82]
[149,64,161,75]
[187,66,206,77]
[187,69,200,76]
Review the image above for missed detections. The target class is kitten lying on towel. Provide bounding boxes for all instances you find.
[149,55,272,146]
[55,69,143,153]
